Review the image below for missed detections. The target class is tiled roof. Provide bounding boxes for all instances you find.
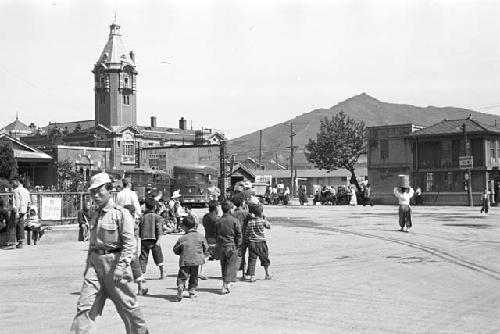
[2,118,29,131]
[411,118,500,137]
[96,23,135,68]
[0,134,52,161]
[44,120,95,133]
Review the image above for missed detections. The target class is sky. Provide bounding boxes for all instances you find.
[1,0,500,139]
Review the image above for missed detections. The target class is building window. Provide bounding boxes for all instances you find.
[124,77,129,87]
[122,140,135,163]
[490,140,496,160]
[123,95,130,105]
[426,172,433,192]
[380,140,389,160]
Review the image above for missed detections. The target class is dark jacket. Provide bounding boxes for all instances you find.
[202,212,219,242]
[173,229,208,266]
[216,213,242,248]
[139,210,162,241]
[232,209,252,242]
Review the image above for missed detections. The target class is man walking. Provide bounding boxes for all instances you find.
[216,200,242,294]
[139,197,165,280]
[70,173,148,334]
[12,179,30,248]
[116,178,142,219]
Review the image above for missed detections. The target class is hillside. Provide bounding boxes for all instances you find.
[228,93,500,168]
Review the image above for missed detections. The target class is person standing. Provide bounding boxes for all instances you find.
[414,186,422,205]
[70,173,148,334]
[200,200,220,279]
[12,179,30,248]
[77,201,91,242]
[173,215,209,301]
[363,184,373,207]
[480,189,490,214]
[216,200,242,294]
[139,197,165,280]
[245,204,272,282]
[394,186,415,232]
[207,182,221,201]
[116,178,142,220]
[349,185,358,206]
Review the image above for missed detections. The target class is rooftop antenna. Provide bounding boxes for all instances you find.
[114,11,117,23]
[16,111,18,121]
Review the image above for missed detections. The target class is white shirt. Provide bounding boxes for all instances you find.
[394,187,414,205]
[13,185,30,215]
[415,188,422,196]
[116,188,141,218]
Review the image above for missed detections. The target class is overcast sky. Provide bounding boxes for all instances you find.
[1,0,500,139]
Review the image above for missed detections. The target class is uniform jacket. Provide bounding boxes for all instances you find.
[173,229,208,266]
[88,199,136,272]
[216,213,242,248]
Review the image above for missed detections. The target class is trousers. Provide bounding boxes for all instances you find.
[70,252,148,334]
[15,213,26,244]
[139,239,164,274]
[177,265,199,291]
[246,241,270,276]
[219,245,238,283]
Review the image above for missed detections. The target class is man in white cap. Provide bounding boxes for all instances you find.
[70,173,148,334]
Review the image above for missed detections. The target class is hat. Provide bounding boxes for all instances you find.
[243,181,252,189]
[171,190,182,199]
[89,173,111,190]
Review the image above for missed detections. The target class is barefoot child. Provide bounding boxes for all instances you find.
[245,204,272,282]
[173,215,208,301]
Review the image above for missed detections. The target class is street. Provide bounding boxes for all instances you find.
[1,204,499,333]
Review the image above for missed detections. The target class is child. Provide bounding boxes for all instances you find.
[26,207,43,245]
[394,186,414,232]
[480,189,490,214]
[173,215,208,301]
[77,201,91,241]
[123,205,148,296]
[245,204,272,282]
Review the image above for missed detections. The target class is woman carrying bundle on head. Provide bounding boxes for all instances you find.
[393,175,414,232]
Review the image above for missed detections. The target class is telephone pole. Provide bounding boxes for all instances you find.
[258,129,263,169]
[462,123,473,207]
[284,122,296,197]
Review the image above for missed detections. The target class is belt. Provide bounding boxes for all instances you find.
[92,248,121,255]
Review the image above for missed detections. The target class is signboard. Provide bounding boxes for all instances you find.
[41,196,62,220]
[255,175,272,185]
[459,156,473,169]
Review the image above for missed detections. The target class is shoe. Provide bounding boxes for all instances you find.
[177,286,184,301]
[220,287,229,295]
[2,245,16,250]
[198,274,208,280]
[140,288,149,296]
[248,276,257,283]
[265,275,272,280]
[189,290,197,298]
[16,244,23,249]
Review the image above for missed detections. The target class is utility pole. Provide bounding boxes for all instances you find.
[219,138,227,200]
[288,122,296,197]
[463,123,473,206]
[258,129,263,169]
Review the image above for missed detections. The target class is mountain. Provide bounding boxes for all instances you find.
[228,93,500,168]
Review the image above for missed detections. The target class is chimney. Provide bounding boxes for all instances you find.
[129,51,135,62]
[150,116,157,128]
[179,117,187,130]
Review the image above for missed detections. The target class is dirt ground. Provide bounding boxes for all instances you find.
[1,204,499,333]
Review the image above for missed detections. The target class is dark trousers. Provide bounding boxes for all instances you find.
[130,256,143,281]
[219,245,238,283]
[246,241,271,276]
[481,199,489,213]
[139,239,164,274]
[238,240,248,272]
[6,214,17,245]
[26,227,42,245]
[177,265,199,292]
[78,224,89,241]
[15,213,26,244]
[398,205,412,228]
[363,197,373,206]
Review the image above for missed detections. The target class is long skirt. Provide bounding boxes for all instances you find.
[398,204,412,229]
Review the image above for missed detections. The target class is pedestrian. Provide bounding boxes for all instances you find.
[298,185,307,205]
[394,185,414,232]
[480,189,490,214]
[0,198,10,235]
[415,185,423,205]
[173,215,209,301]
[77,200,91,242]
[70,173,148,334]
[3,199,17,249]
[25,207,43,245]
[116,178,142,220]
[123,205,148,296]
[232,192,252,280]
[169,190,185,233]
[200,200,220,280]
[207,181,221,201]
[139,197,165,280]
[245,204,272,282]
[349,185,358,206]
[216,200,242,294]
[363,184,373,207]
[12,178,30,248]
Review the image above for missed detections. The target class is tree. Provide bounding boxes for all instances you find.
[305,110,366,190]
[0,138,18,180]
[55,159,83,191]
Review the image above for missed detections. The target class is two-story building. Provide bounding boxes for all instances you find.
[410,117,500,205]
[367,124,423,204]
